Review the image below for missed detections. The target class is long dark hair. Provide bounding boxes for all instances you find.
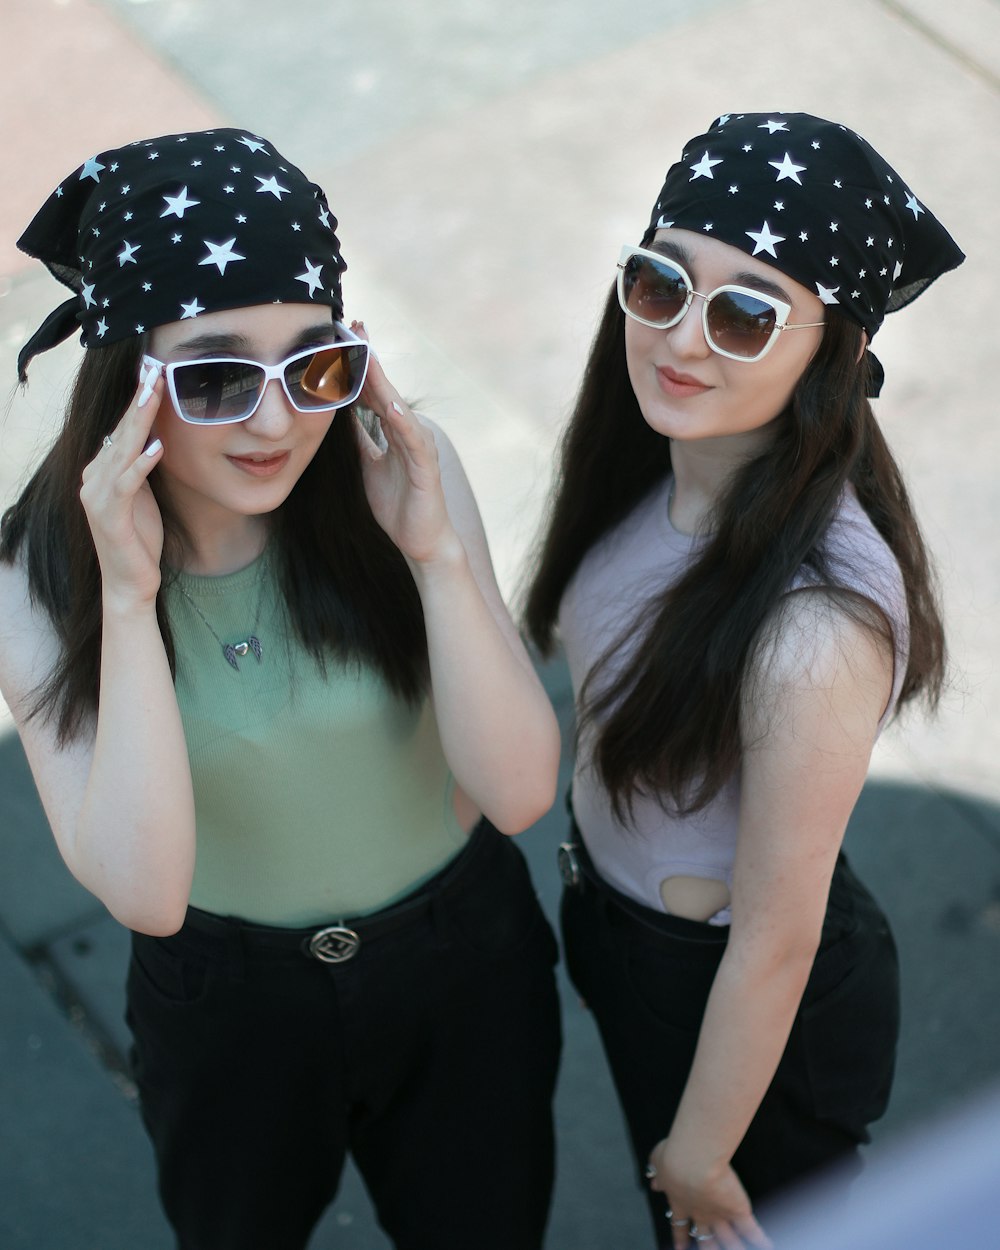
[1,335,428,743]
[524,286,945,818]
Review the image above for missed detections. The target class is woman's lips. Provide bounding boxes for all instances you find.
[656,366,712,398]
[225,451,291,477]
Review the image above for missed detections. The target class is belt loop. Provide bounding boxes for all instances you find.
[227,917,248,982]
[429,888,452,950]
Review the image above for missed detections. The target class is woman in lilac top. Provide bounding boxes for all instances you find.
[526,111,963,1248]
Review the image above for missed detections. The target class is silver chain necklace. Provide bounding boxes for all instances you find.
[174,578,265,672]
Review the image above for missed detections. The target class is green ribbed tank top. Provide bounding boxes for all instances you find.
[165,552,467,926]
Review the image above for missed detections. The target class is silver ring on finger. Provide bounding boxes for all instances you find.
[695,1235,715,1244]
[102,435,113,450]
[666,1210,689,1228]
[645,1164,657,1180]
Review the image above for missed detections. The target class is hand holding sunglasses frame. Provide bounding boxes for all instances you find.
[141,322,370,425]
[617,245,825,363]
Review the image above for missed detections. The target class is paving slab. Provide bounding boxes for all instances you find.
[0,931,171,1249]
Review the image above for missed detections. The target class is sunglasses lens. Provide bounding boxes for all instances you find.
[706,291,778,359]
[171,361,263,422]
[287,344,367,410]
[620,254,689,326]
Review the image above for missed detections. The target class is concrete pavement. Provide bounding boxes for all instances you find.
[2,0,999,1245]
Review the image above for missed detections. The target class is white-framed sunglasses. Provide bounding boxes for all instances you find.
[141,322,370,425]
[616,245,825,362]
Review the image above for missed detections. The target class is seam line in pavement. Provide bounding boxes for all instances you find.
[876,0,1000,91]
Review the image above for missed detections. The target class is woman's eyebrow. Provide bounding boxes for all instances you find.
[165,322,340,359]
[648,240,794,303]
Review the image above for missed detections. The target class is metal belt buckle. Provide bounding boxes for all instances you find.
[557,842,582,889]
[308,925,361,964]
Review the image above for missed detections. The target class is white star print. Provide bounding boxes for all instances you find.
[318,206,331,228]
[866,237,875,247]
[859,269,866,278]
[148,151,159,161]
[142,282,152,292]
[223,186,235,194]
[121,184,130,194]
[291,222,302,231]
[161,186,201,219]
[109,162,119,172]
[56,186,64,197]
[689,151,723,180]
[816,283,840,305]
[135,324,145,333]
[883,195,891,205]
[703,223,714,232]
[124,212,133,221]
[769,153,806,184]
[759,119,788,133]
[92,228,100,237]
[81,282,96,308]
[829,257,839,266]
[294,258,324,296]
[98,202,107,212]
[101,298,109,307]
[746,220,785,257]
[717,114,731,125]
[96,318,109,338]
[893,260,903,280]
[742,144,753,153]
[887,237,893,248]
[180,298,205,319]
[904,193,924,220]
[851,290,861,299]
[865,199,873,208]
[214,145,225,152]
[834,180,842,188]
[236,214,247,223]
[255,174,291,200]
[729,185,739,195]
[199,237,246,274]
[117,241,141,266]
[171,233,182,244]
[191,160,202,167]
[830,222,839,232]
[238,136,267,154]
[799,232,809,242]
[80,156,105,182]
[811,141,821,150]
[774,200,784,211]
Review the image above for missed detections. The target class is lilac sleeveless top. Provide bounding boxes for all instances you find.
[558,475,909,924]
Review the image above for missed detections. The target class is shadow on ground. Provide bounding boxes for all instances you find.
[2,656,999,1247]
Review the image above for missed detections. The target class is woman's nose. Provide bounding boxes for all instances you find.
[669,294,712,358]
[244,378,295,438]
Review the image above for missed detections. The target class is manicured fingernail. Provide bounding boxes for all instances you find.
[391,401,403,415]
[144,438,162,457]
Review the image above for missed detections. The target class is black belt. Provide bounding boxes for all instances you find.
[182,820,491,965]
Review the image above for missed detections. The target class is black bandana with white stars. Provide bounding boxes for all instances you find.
[645,112,964,341]
[17,128,347,379]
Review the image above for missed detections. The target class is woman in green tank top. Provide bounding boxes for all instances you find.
[0,129,562,1250]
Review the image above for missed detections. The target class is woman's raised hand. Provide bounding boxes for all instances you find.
[352,324,461,568]
[78,359,166,612]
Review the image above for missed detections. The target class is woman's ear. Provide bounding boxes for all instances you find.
[857,330,869,363]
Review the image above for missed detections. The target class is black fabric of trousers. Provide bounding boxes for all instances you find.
[126,820,562,1250]
[560,830,899,1249]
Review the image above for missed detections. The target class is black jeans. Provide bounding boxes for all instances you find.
[560,830,899,1248]
[126,820,562,1250]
